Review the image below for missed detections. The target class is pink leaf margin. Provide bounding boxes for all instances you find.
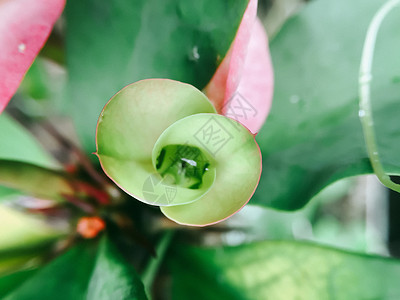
[0,0,65,113]
[205,0,274,135]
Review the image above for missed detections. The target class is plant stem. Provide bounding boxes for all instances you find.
[141,231,174,299]
[359,0,400,193]
[6,105,112,190]
[42,122,108,187]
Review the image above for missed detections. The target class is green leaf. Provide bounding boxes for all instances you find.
[6,237,147,300]
[0,114,57,169]
[0,160,74,203]
[19,59,49,101]
[0,205,64,255]
[159,114,261,226]
[0,254,40,280]
[170,241,400,299]
[17,57,67,116]
[0,205,65,277]
[96,79,261,225]
[0,186,18,203]
[96,79,216,206]
[66,0,248,152]
[0,268,37,298]
[5,243,96,300]
[86,237,148,300]
[252,0,400,210]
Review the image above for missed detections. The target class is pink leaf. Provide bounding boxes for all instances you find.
[0,0,65,113]
[205,0,274,134]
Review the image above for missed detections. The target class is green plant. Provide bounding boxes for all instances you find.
[1,0,400,299]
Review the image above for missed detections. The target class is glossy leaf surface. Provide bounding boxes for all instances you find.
[252,0,400,210]
[66,0,248,152]
[171,241,400,299]
[6,237,147,300]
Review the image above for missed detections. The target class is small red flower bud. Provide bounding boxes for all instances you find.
[76,216,106,239]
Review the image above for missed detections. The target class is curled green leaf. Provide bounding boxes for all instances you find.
[159,114,261,226]
[96,79,216,206]
[96,79,262,226]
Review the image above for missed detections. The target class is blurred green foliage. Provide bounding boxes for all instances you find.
[253,0,400,210]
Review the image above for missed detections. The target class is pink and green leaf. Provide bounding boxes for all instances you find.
[205,0,274,134]
[0,0,65,113]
